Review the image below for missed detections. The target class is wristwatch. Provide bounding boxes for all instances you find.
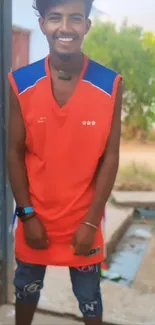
[16,206,35,222]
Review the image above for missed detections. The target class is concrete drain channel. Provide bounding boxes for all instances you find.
[101,207,155,286]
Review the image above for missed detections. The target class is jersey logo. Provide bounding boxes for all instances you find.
[82,121,96,126]
[37,117,47,123]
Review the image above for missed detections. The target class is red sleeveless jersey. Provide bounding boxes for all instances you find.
[8,55,121,266]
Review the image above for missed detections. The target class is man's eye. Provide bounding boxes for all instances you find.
[71,16,83,22]
[49,16,61,21]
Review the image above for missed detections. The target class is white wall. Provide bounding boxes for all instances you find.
[29,30,49,63]
[12,0,49,63]
[12,0,38,30]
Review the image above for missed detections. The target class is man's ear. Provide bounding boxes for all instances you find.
[39,17,45,35]
[85,19,91,35]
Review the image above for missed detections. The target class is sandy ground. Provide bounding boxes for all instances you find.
[119,142,155,170]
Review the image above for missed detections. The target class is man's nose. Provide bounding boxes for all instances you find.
[59,17,72,33]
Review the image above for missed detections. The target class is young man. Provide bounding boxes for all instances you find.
[8,0,123,324]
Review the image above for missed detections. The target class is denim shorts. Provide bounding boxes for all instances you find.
[14,259,103,318]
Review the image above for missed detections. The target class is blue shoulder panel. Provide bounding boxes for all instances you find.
[12,58,46,94]
[83,60,118,96]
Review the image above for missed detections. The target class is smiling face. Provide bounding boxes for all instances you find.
[39,0,91,59]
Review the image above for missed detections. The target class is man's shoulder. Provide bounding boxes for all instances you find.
[11,58,46,95]
[88,58,119,74]
[84,58,120,96]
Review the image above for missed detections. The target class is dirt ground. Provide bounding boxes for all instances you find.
[119,141,155,170]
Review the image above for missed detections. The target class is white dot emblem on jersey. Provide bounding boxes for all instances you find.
[82,121,96,126]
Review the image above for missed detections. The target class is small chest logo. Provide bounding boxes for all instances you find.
[37,117,47,123]
[82,121,96,126]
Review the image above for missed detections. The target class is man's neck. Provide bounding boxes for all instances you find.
[49,52,84,76]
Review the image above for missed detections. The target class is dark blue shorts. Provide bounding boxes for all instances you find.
[14,260,103,318]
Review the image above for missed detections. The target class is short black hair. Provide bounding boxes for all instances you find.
[33,0,94,18]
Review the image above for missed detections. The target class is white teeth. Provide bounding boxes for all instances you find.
[58,38,73,42]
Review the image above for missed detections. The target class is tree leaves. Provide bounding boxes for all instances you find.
[83,21,155,140]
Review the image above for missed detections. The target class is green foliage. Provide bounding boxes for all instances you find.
[83,20,155,141]
[142,31,155,60]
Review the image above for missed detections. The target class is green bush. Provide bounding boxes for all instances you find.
[83,21,155,141]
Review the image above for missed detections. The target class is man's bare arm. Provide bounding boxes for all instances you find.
[8,86,49,249]
[8,87,31,206]
[85,80,123,226]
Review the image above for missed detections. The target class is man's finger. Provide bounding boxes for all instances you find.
[72,235,76,248]
[74,245,90,256]
[27,238,48,250]
[74,249,81,256]
[74,244,81,255]
[42,231,49,246]
[43,231,49,241]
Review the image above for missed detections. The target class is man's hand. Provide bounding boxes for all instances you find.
[73,224,96,256]
[23,216,49,250]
